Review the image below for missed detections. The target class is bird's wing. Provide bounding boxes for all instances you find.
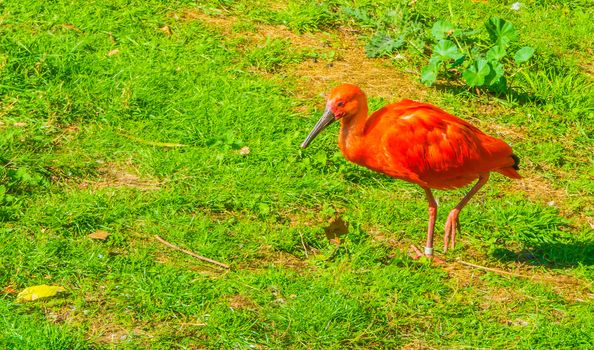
[365,101,492,188]
[392,110,483,170]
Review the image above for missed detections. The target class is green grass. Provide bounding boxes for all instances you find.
[1,0,593,348]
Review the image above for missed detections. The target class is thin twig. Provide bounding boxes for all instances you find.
[456,259,594,296]
[455,259,562,281]
[154,235,230,270]
[299,232,309,258]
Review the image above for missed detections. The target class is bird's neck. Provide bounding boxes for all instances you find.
[338,106,369,160]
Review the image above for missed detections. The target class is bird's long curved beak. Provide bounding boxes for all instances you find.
[300,108,336,149]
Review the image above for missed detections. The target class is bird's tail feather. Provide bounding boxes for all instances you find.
[511,153,520,170]
[498,153,521,179]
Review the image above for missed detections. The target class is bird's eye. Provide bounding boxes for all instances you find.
[337,101,345,107]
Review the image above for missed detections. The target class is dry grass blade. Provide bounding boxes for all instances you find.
[117,130,187,148]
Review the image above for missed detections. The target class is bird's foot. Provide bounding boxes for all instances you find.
[409,245,444,264]
[444,209,461,253]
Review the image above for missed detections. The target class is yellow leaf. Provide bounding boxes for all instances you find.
[239,146,250,155]
[61,23,82,33]
[160,25,172,36]
[88,230,111,240]
[16,285,66,302]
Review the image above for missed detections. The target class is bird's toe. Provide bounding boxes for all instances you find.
[409,244,444,264]
[444,211,459,253]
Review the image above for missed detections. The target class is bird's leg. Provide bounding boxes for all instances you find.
[410,188,443,263]
[424,188,438,257]
[444,173,490,253]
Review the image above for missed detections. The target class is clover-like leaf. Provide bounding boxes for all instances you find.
[486,45,507,61]
[490,76,508,94]
[421,61,439,86]
[433,39,462,61]
[486,61,505,86]
[450,54,466,69]
[462,59,491,87]
[431,20,455,40]
[485,17,517,47]
[514,46,535,63]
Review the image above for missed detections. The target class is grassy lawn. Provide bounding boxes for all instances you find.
[1,0,593,348]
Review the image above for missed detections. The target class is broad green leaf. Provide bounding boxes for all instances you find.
[431,20,454,40]
[514,46,535,63]
[424,54,444,71]
[490,76,508,94]
[432,39,462,61]
[486,61,505,86]
[428,55,442,65]
[462,59,491,87]
[16,285,66,302]
[485,17,517,47]
[486,45,507,61]
[421,63,439,86]
[450,54,466,69]
[492,62,505,80]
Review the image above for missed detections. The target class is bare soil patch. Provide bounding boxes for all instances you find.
[444,259,594,303]
[80,161,160,191]
[170,10,428,102]
[227,294,258,311]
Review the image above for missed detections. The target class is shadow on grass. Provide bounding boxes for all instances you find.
[492,239,594,267]
[432,82,543,106]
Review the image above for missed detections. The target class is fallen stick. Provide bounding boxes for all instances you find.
[455,260,594,299]
[455,259,567,282]
[456,259,532,278]
[154,235,230,270]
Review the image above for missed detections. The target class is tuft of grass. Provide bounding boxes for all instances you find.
[245,37,307,72]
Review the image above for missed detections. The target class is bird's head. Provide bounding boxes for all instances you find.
[300,84,367,149]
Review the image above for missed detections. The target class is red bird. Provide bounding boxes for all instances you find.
[301,84,521,260]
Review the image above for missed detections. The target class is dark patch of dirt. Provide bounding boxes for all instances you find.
[92,325,137,346]
[324,216,348,245]
[234,244,312,272]
[401,340,438,350]
[45,305,77,324]
[227,294,258,311]
[287,28,429,103]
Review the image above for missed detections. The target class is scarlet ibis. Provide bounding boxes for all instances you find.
[301,84,521,260]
